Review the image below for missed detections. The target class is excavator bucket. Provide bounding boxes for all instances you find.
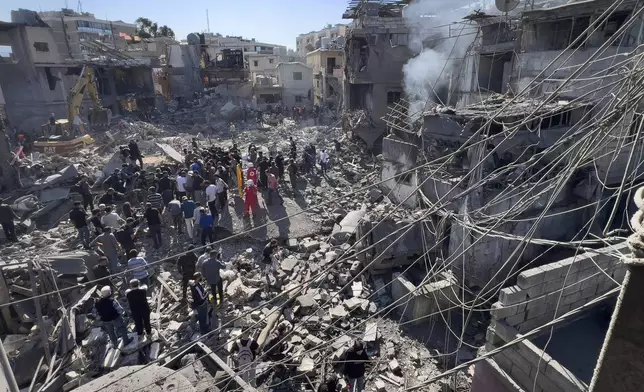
[88,108,109,127]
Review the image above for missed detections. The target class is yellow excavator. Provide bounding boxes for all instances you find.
[36,66,109,154]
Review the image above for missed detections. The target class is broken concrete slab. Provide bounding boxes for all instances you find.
[280,257,299,272]
[329,305,349,319]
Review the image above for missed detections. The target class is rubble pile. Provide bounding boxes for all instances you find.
[0,94,479,392]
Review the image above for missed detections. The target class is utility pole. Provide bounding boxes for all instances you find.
[0,337,19,392]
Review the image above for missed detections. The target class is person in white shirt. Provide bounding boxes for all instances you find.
[319,149,328,175]
[176,171,187,199]
[192,202,202,244]
[205,182,217,216]
[101,206,124,230]
[215,175,228,211]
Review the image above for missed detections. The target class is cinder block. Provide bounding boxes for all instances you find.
[526,295,547,310]
[526,304,549,320]
[491,302,519,320]
[509,360,535,390]
[555,303,572,317]
[516,317,541,334]
[579,285,598,300]
[541,262,565,280]
[579,275,599,291]
[561,282,581,297]
[502,347,533,375]
[544,277,565,293]
[576,266,597,281]
[505,312,527,327]
[517,267,546,289]
[526,283,545,298]
[490,319,519,342]
[491,351,514,373]
[560,291,582,306]
[519,340,552,364]
[499,285,527,305]
[544,360,586,392]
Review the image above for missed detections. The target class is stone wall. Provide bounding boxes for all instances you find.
[381,136,419,208]
[475,243,628,392]
[390,272,459,325]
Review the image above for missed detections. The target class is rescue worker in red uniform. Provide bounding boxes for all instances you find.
[243,180,258,217]
[246,163,258,186]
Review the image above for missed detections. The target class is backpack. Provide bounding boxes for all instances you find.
[236,340,254,365]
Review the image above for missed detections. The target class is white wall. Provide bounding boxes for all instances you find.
[278,63,313,107]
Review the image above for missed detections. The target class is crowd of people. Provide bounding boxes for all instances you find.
[64,137,375,391]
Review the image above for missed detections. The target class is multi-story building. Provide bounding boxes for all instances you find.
[202,33,287,60]
[306,48,344,109]
[29,8,136,60]
[343,1,412,147]
[296,24,348,57]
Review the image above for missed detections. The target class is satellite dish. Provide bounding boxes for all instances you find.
[495,0,520,12]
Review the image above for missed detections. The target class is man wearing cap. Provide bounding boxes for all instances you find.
[177,245,198,300]
[95,286,131,348]
[125,279,152,342]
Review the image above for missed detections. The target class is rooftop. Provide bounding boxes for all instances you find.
[342,0,411,19]
[424,95,591,121]
[522,0,640,20]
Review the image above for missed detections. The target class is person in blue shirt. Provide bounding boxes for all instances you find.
[198,208,214,245]
[190,158,202,174]
[181,197,197,240]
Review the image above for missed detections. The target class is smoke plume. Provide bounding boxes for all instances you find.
[403,0,491,118]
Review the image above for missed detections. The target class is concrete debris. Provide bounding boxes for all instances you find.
[0,85,478,392]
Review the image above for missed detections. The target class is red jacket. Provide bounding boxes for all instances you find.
[244,185,258,204]
[247,168,258,185]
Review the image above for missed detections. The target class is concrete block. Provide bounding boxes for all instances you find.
[541,262,565,280]
[579,285,598,300]
[555,304,572,317]
[526,304,549,320]
[509,360,534,390]
[502,347,533,376]
[505,312,526,327]
[517,267,546,289]
[491,302,519,320]
[579,275,599,291]
[499,286,527,305]
[561,282,581,297]
[544,360,586,392]
[576,266,597,281]
[525,283,545,298]
[543,277,566,294]
[560,291,582,306]
[516,317,541,334]
[598,279,620,294]
[491,351,514,373]
[489,320,518,342]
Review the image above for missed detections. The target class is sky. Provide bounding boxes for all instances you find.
[0,0,350,49]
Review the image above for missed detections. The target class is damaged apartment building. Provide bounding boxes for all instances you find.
[0,9,160,132]
[372,0,644,390]
[343,0,412,147]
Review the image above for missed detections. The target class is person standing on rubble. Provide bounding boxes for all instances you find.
[243,180,259,217]
[275,152,284,180]
[92,257,113,288]
[116,218,137,255]
[176,170,188,200]
[0,201,18,243]
[287,160,298,190]
[202,249,225,308]
[177,245,198,301]
[262,239,279,288]
[198,208,215,245]
[191,170,205,204]
[76,176,94,210]
[246,163,258,186]
[319,149,328,175]
[289,137,297,160]
[70,201,91,249]
[215,175,228,212]
[146,187,163,211]
[344,340,369,392]
[267,172,283,206]
[167,197,183,235]
[101,206,124,230]
[128,140,143,168]
[125,278,152,344]
[205,180,217,217]
[91,227,121,273]
[189,273,209,334]
[258,156,270,189]
[231,330,259,386]
[181,197,196,240]
[143,202,163,249]
[127,249,150,286]
[99,187,124,206]
[184,170,195,200]
[95,286,132,348]
[158,173,175,208]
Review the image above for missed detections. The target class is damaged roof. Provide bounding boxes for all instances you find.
[522,0,640,20]
[343,0,411,19]
[424,95,591,121]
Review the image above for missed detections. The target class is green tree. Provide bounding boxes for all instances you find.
[135,17,174,39]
